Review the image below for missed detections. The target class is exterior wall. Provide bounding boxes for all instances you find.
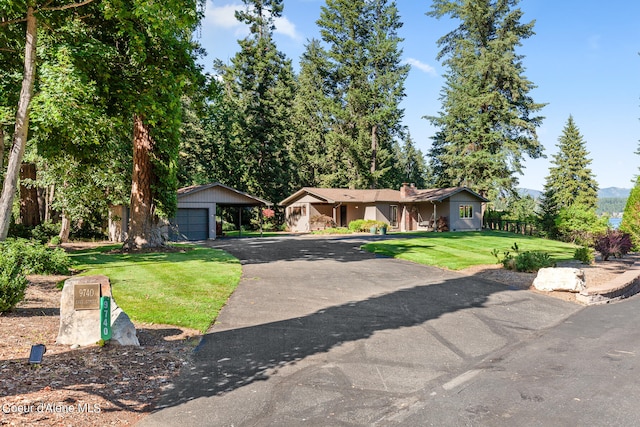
[447,193,483,231]
[286,202,309,232]
[179,187,256,205]
[176,201,217,239]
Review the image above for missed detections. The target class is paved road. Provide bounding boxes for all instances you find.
[140,235,590,426]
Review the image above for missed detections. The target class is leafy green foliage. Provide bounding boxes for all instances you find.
[573,247,594,264]
[620,176,640,250]
[427,0,544,198]
[30,221,61,244]
[348,219,388,232]
[0,246,28,313]
[0,239,71,275]
[492,241,553,272]
[508,251,554,273]
[594,230,633,261]
[555,205,608,246]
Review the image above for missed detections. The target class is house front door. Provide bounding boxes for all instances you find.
[340,205,347,227]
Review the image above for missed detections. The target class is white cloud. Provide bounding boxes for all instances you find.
[405,58,437,76]
[274,16,302,41]
[204,1,301,41]
[205,2,242,29]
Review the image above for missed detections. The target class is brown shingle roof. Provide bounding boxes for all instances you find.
[280,186,487,205]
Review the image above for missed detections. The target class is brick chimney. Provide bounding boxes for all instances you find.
[400,183,416,199]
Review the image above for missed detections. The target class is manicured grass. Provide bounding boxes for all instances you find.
[362,230,579,270]
[69,245,241,332]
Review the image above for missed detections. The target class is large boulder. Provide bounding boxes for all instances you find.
[56,275,139,347]
[532,267,586,292]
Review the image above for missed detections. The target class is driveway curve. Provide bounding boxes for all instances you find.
[140,235,580,426]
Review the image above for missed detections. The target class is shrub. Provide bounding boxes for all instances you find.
[0,251,28,313]
[512,251,554,273]
[574,246,594,264]
[495,243,554,272]
[348,219,388,232]
[348,219,365,232]
[310,214,336,229]
[0,239,71,275]
[595,230,633,261]
[31,221,61,244]
[555,205,608,246]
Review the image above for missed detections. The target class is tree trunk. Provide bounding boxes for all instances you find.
[0,7,37,240]
[19,162,40,227]
[0,126,5,173]
[123,115,164,250]
[370,124,378,188]
[58,211,70,242]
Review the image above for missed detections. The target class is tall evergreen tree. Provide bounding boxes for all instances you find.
[539,115,601,242]
[393,132,429,189]
[216,0,296,203]
[427,0,545,199]
[291,39,335,187]
[312,0,409,188]
[542,115,599,210]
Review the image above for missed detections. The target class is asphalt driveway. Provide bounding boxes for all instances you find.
[140,235,581,426]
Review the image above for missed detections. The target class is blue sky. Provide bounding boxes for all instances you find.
[197,0,640,191]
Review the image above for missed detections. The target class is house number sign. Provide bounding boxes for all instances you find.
[73,283,100,310]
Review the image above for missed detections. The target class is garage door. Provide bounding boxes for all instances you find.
[170,208,208,241]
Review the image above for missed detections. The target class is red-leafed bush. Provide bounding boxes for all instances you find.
[594,230,633,261]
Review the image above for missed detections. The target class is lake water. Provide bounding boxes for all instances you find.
[610,217,622,229]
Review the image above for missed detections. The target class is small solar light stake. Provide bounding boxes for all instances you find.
[28,344,46,364]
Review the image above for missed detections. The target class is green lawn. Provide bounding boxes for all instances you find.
[362,230,578,270]
[69,245,241,332]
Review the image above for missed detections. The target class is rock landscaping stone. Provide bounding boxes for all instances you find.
[532,267,586,292]
[57,275,139,347]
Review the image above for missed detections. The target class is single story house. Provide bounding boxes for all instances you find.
[280,184,488,233]
[109,183,270,242]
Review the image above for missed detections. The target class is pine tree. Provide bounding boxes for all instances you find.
[312,0,409,188]
[427,0,545,199]
[394,132,428,188]
[291,39,335,187]
[217,0,296,203]
[543,116,599,210]
[539,115,601,242]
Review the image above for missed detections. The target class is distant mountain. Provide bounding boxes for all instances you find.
[516,187,632,200]
[598,187,631,198]
[517,188,542,199]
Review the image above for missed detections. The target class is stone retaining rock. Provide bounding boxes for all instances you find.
[532,267,585,292]
[56,275,139,347]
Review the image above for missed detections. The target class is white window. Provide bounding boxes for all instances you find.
[459,205,473,219]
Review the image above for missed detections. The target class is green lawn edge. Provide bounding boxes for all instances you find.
[69,244,242,332]
[362,230,579,270]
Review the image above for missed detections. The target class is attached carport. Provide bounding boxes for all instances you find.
[170,183,270,241]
